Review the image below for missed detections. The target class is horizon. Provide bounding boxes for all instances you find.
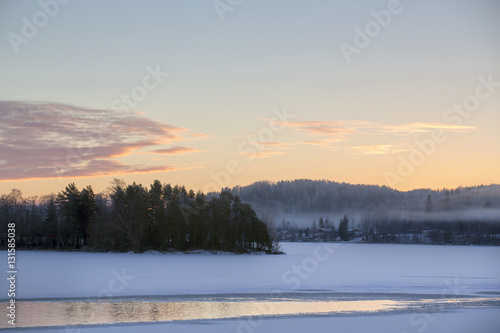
[1,0,499,197]
[2,176,499,199]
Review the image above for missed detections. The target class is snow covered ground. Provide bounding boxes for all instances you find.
[1,242,499,332]
[10,308,500,333]
[2,242,499,299]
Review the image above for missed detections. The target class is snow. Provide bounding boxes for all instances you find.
[2,242,499,300]
[2,243,499,332]
[10,308,500,333]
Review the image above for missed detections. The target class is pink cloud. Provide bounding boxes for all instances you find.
[149,146,205,155]
[276,120,355,141]
[276,120,477,148]
[0,101,208,181]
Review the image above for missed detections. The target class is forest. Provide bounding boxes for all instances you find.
[230,179,500,215]
[277,215,500,245]
[0,180,275,253]
[2,178,499,252]
[232,179,500,246]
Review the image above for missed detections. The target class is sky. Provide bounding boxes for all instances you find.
[0,0,499,197]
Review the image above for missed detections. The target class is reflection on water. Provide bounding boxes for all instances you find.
[1,296,499,329]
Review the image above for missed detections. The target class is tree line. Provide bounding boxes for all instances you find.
[277,215,500,245]
[230,180,500,214]
[0,180,276,253]
[279,215,351,242]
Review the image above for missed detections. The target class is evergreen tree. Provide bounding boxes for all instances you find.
[43,195,58,248]
[426,195,433,212]
[56,183,81,248]
[338,215,349,241]
[1,181,277,253]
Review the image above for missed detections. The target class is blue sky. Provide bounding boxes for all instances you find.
[1,0,499,196]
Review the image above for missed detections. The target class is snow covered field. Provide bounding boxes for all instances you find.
[12,308,500,333]
[2,242,499,299]
[2,242,500,332]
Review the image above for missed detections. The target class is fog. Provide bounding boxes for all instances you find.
[269,209,500,229]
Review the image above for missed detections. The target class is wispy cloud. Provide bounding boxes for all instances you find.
[256,142,288,146]
[275,120,476,148]
[255,142,297,150]
[0,101,209,181]
[348,144,413,155]
[149,146,205,155]
[275,120,356,142]
[300,139,344,146]
[239,150,286,159]
[378,122,476,134]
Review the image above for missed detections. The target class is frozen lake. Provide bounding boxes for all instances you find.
[1,242,499,330]
[2,242,499,299]
[2,293,500,329]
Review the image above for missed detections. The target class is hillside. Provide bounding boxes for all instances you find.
[228,180,500,224]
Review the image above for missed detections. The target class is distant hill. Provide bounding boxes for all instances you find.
[227,180,500,225]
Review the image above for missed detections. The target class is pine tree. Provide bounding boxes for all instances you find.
[338,215,349,241]
[426,195,433,212]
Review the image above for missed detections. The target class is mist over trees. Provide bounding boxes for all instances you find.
[2,179,499,251]
[230,179,500,220]
[338,215,349,241]
[230,180,500,245]
[0,180,275,253]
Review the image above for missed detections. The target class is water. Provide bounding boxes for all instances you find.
[2,293,499,329]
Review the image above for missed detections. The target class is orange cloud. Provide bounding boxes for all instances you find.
[378,122,476,134]
[348,144,413,155]
[239,150,286,159]
[189,132,215,139]
[256,142,287,146]
[276,120,355,141]
[276,120,476,147]
[255,142,297,150]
